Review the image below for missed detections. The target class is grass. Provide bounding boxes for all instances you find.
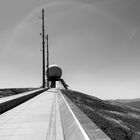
[0,88,37,98]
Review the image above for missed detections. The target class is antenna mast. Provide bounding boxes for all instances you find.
[46,34,49,88]
[42,9,46,88]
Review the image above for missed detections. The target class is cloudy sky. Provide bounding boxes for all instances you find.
[0,0,140,99]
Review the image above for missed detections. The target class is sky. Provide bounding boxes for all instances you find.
[0,0,140,99]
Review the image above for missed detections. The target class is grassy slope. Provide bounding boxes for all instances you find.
[0,88,36,98]
[125,101,140,110]
[61,89,140,140]
[109,99,140,110]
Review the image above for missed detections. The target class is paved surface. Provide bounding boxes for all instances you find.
[0,89,64,140]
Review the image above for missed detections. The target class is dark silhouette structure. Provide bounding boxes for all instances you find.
[41,9,46,88]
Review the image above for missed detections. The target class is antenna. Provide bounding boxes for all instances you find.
[46,34,49,88]
[41,8,46,88]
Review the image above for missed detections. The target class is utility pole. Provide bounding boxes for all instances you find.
[42,9,46,88]
[46,34,49,88]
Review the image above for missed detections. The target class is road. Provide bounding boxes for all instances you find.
[0,89,64,140]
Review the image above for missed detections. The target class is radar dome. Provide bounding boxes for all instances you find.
[46,65,62,81]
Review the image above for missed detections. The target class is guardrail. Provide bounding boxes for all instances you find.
[0,88,47,115]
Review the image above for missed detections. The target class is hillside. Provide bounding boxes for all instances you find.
[0,88,36,98]
[108,99,140,110]
[61,89,140,140]
[110,98,140,103]
[125,101,140,110]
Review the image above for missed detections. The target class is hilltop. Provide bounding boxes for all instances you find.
[61,89,140,140]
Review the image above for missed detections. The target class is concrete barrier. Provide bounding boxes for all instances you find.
[0,88,47,115]
[58,91,111,140]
